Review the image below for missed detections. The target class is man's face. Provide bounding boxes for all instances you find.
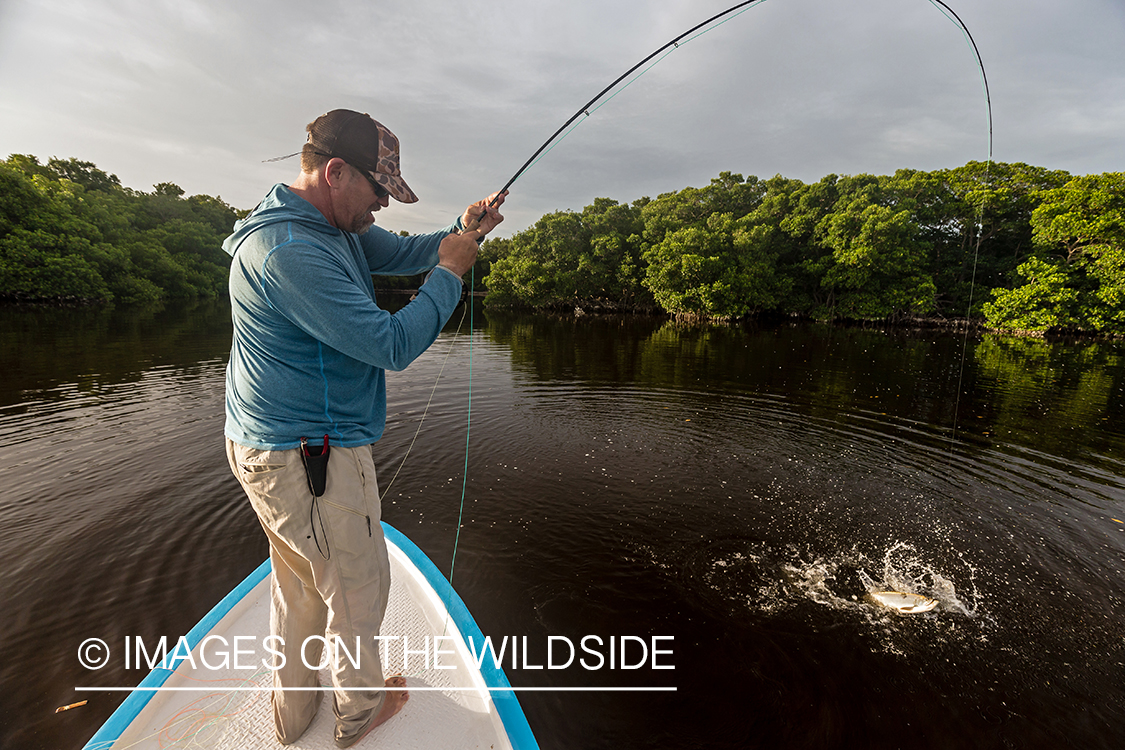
[341,163,390,235]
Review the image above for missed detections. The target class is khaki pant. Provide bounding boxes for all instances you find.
[226,439,391,745]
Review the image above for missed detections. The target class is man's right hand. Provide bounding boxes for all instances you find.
[436,230,482,278]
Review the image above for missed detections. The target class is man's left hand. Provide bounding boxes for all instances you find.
[461,191,507,236]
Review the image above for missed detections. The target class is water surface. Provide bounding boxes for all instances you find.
[2,300,1123,749]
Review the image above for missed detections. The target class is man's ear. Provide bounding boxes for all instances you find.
[323,158,349,189]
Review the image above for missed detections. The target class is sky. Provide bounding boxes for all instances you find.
[0,0,1122,237]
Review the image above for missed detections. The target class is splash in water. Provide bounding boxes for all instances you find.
[776,540,980,618]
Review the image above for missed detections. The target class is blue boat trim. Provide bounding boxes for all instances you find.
[381,522,540,750]
[83,524,538,750]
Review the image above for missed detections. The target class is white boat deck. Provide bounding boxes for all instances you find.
[89,536,517,750]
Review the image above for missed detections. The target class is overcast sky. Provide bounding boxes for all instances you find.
[1,0,1122,236]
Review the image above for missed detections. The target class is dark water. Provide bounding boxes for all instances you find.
[2,300,1124,749]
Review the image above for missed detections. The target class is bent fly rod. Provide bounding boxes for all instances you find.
[463,0,763,229]
[468,0,992,224]
[450,0,993,600]
[492,0,762,202]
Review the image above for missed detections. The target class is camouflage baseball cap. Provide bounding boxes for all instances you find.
[304,109,419,204]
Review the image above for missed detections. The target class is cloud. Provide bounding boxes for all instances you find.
[1,0,1122,236]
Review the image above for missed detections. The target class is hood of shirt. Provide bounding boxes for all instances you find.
[222,183,341,258]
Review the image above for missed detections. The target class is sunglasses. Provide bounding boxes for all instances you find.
[316,150,391,199]
[349,163,390,200]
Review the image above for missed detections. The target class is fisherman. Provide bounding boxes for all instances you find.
[222,109,504,747]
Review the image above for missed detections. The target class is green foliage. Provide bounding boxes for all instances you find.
[45,157,122,192]
[484,162,1123,334]
[982,257,1079,332]
[815,183,935,319]
[932,161,1072,316]
[483,197,652,310]
[0,155,238,304]
[1029,173,1125,260]
[0,228,111,300]
[642,212,789,317]
[984,172,1125,333]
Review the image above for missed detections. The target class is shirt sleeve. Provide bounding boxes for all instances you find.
[360,218,464,275]
[258,239,463,372]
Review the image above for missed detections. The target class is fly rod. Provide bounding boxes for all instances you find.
[466,0,991,231]
[464,0,764,230]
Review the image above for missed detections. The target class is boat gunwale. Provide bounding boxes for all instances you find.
[82,522,539,750]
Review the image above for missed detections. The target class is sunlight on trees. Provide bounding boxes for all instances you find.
[481,163,1123,334]
[1,155,238,303]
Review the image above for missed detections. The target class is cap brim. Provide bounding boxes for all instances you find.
[374,172,418,204]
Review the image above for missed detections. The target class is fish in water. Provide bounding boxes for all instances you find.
[868,591,939,613]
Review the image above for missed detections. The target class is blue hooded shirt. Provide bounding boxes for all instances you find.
[223,184,464,450]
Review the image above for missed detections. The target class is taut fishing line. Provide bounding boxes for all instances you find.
[445,0,769,608]
[382,298,470,497]
[923,0,994,449]
[427,1,992,597]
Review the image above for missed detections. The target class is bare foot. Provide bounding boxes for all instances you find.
[337,675,409,748]
[371,674,409,728]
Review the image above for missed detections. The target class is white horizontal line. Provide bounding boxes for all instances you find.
[76,686,676,692]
